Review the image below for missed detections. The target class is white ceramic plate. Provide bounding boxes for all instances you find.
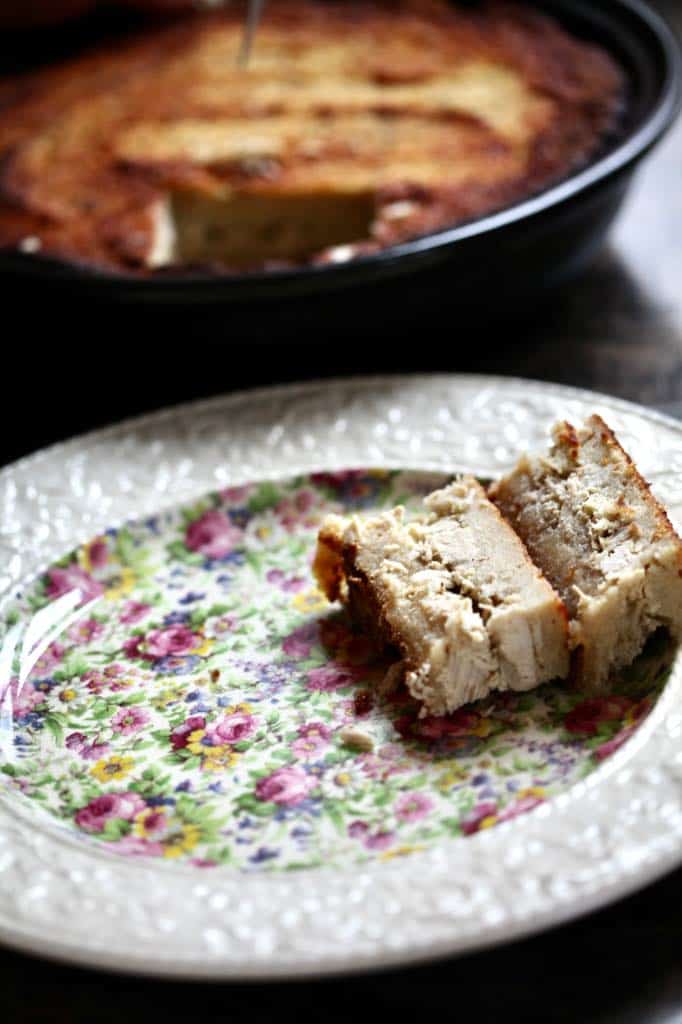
[1,374,681,979]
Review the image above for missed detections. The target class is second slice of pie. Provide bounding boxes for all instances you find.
[314,476,569,716]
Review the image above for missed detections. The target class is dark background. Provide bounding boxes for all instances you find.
[2,1,682,1020]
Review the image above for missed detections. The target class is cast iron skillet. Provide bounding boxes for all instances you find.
[1,0,680,312]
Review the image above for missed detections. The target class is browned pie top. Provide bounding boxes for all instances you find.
[0,0,624,274]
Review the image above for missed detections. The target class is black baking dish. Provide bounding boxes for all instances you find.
[0,0,680,317]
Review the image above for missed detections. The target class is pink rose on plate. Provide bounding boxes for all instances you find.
[125,625,201,661]
[31,641,65,675]
[416,708,480,740]
[306,663,363,692]
[298,722,332,742]
[364,830,394,851]
[46,565,104,604]
[120,600,150,625]
[86,538,109,570]
[207,712,255,745]
[67,617,104,644]
[111,705,150,736]
[395,791,434,823]
[171,715,206,750]
[2,678,43,719]
[185,510,242,559]
[291,721,332,759]
[564,696,633,736]
[75,791,146,833]
[255,766,316,806]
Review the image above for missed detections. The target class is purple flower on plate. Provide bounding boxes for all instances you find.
[65,732,110,761]
[267,569,307,594]
[163,610,191,626]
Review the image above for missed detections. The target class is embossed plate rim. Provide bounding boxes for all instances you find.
[0,373,681,979]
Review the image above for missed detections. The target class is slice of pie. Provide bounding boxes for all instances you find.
[314,476,569,716]
[490,415,682,692]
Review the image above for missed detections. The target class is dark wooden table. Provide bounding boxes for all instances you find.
[2,2,682,1020]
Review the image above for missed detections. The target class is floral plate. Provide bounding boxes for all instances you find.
[0,375,681,978]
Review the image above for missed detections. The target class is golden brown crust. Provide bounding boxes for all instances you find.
[314,515,414,666]
[312,519,347,603]
[0,0,624,273]
[585,414,682,552]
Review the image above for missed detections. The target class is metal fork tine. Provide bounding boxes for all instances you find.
[237,0,266,68]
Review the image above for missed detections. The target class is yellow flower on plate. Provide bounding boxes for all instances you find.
[151,686,184,710]
[334,772,351,787]
[187,729,209,755]
[256,525,271,540]
[202,746,240,773]
[224,702,252,715]
[435,762,467,791]
[191,637,214,657]
[479,814,498,830]
[133,807,168,839]
[379,844,424,862]
[59,688,77,703]
[518,786,546,800]
[105,567,136,601]
[162,822,201,859]
[91,755,134,782]
[292,587,328,615]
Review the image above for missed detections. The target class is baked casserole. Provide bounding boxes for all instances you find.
[0,0,624,273]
